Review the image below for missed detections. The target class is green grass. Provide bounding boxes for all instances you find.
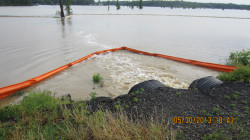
[0,91,177,139]
[21,90,59,115]
[213,107,220,114]
[133,97,139,103]
[114,105,122,111]
[176,130,183,139]
[232,94,238,100]
[135,90,140,94]
[125,105,129,108]
[201,109,207,114]
[176,91,181,97]
[241,100,247,105]
[224,95,231,100]
[140,88,145,92]
[89,92,97,101]
[93,73,103,83]
[231,104,236,108]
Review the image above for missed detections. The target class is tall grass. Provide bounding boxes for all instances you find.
[0,91,176,139]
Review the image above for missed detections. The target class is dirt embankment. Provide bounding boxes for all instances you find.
[86,82,250,139]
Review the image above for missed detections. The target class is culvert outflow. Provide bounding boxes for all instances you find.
[0,47,235,100]
[189,76,223,93]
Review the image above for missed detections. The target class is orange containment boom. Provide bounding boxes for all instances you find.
[0,47,236,100]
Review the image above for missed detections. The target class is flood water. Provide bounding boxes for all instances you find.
[0,6,250,99]
[29,50,219,100]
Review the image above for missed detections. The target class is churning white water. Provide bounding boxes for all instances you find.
[30,50,219,100]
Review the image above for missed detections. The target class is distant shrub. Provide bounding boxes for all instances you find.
[93,73,103,83]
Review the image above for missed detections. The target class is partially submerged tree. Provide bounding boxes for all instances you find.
[139,0,143,9]
[131,1,134,9]
[107,0,110,11]
[116,0,120,10]
[58,0,65,18]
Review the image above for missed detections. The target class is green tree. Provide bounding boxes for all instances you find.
[59,0,65,17]
[65,0,73,16]
[139,0,143,9]
[131,1,134,9]
[108,0,110,10]
[116,0,120,10]
[0,0,4,6]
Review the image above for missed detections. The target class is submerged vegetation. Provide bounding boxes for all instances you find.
[0,91,176,139]
[93,73,103,83]
[217,49,250,84]
[65,0,73,16]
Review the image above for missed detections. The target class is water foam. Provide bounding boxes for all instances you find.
[76,31,113,49]
[95,51,190,96]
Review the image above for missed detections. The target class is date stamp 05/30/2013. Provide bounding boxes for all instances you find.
[173,117,234,124]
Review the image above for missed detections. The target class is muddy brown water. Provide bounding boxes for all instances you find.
[25,51,220,100]
[1,6,249,105]
[0,6,250,89]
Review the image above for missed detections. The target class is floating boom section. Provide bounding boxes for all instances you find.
[0,47,236,100]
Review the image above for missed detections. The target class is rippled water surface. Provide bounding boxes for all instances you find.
[31,51,219,100]
[0,6,249,95]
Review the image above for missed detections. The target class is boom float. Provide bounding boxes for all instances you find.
[0,47,236,100]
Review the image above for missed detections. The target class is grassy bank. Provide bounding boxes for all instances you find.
[0,91,176,139]
[217,49,250,84]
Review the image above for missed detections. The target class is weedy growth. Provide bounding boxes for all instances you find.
[114,105,122,111]
[241,100,247,105]
[213,107,220,114]
[90,92,97,101]
[232,94,238,100]
[230,104,236,108]
[0,91,177,140]
[133,97,139,103]
[135,90,140,94]
[140,88,145,92]
[224,95,230,100]
[176,91,181,97]
[93,73,103,83]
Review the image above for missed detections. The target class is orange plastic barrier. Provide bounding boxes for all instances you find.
[0,47,236,100]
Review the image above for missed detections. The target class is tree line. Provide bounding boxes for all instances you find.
[0,0,95,6]
[1,0,250,11]
[104,0,250,10]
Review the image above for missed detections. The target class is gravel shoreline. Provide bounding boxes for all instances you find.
[86,82,250,139]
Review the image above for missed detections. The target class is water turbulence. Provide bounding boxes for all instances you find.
[31,50,219,100]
